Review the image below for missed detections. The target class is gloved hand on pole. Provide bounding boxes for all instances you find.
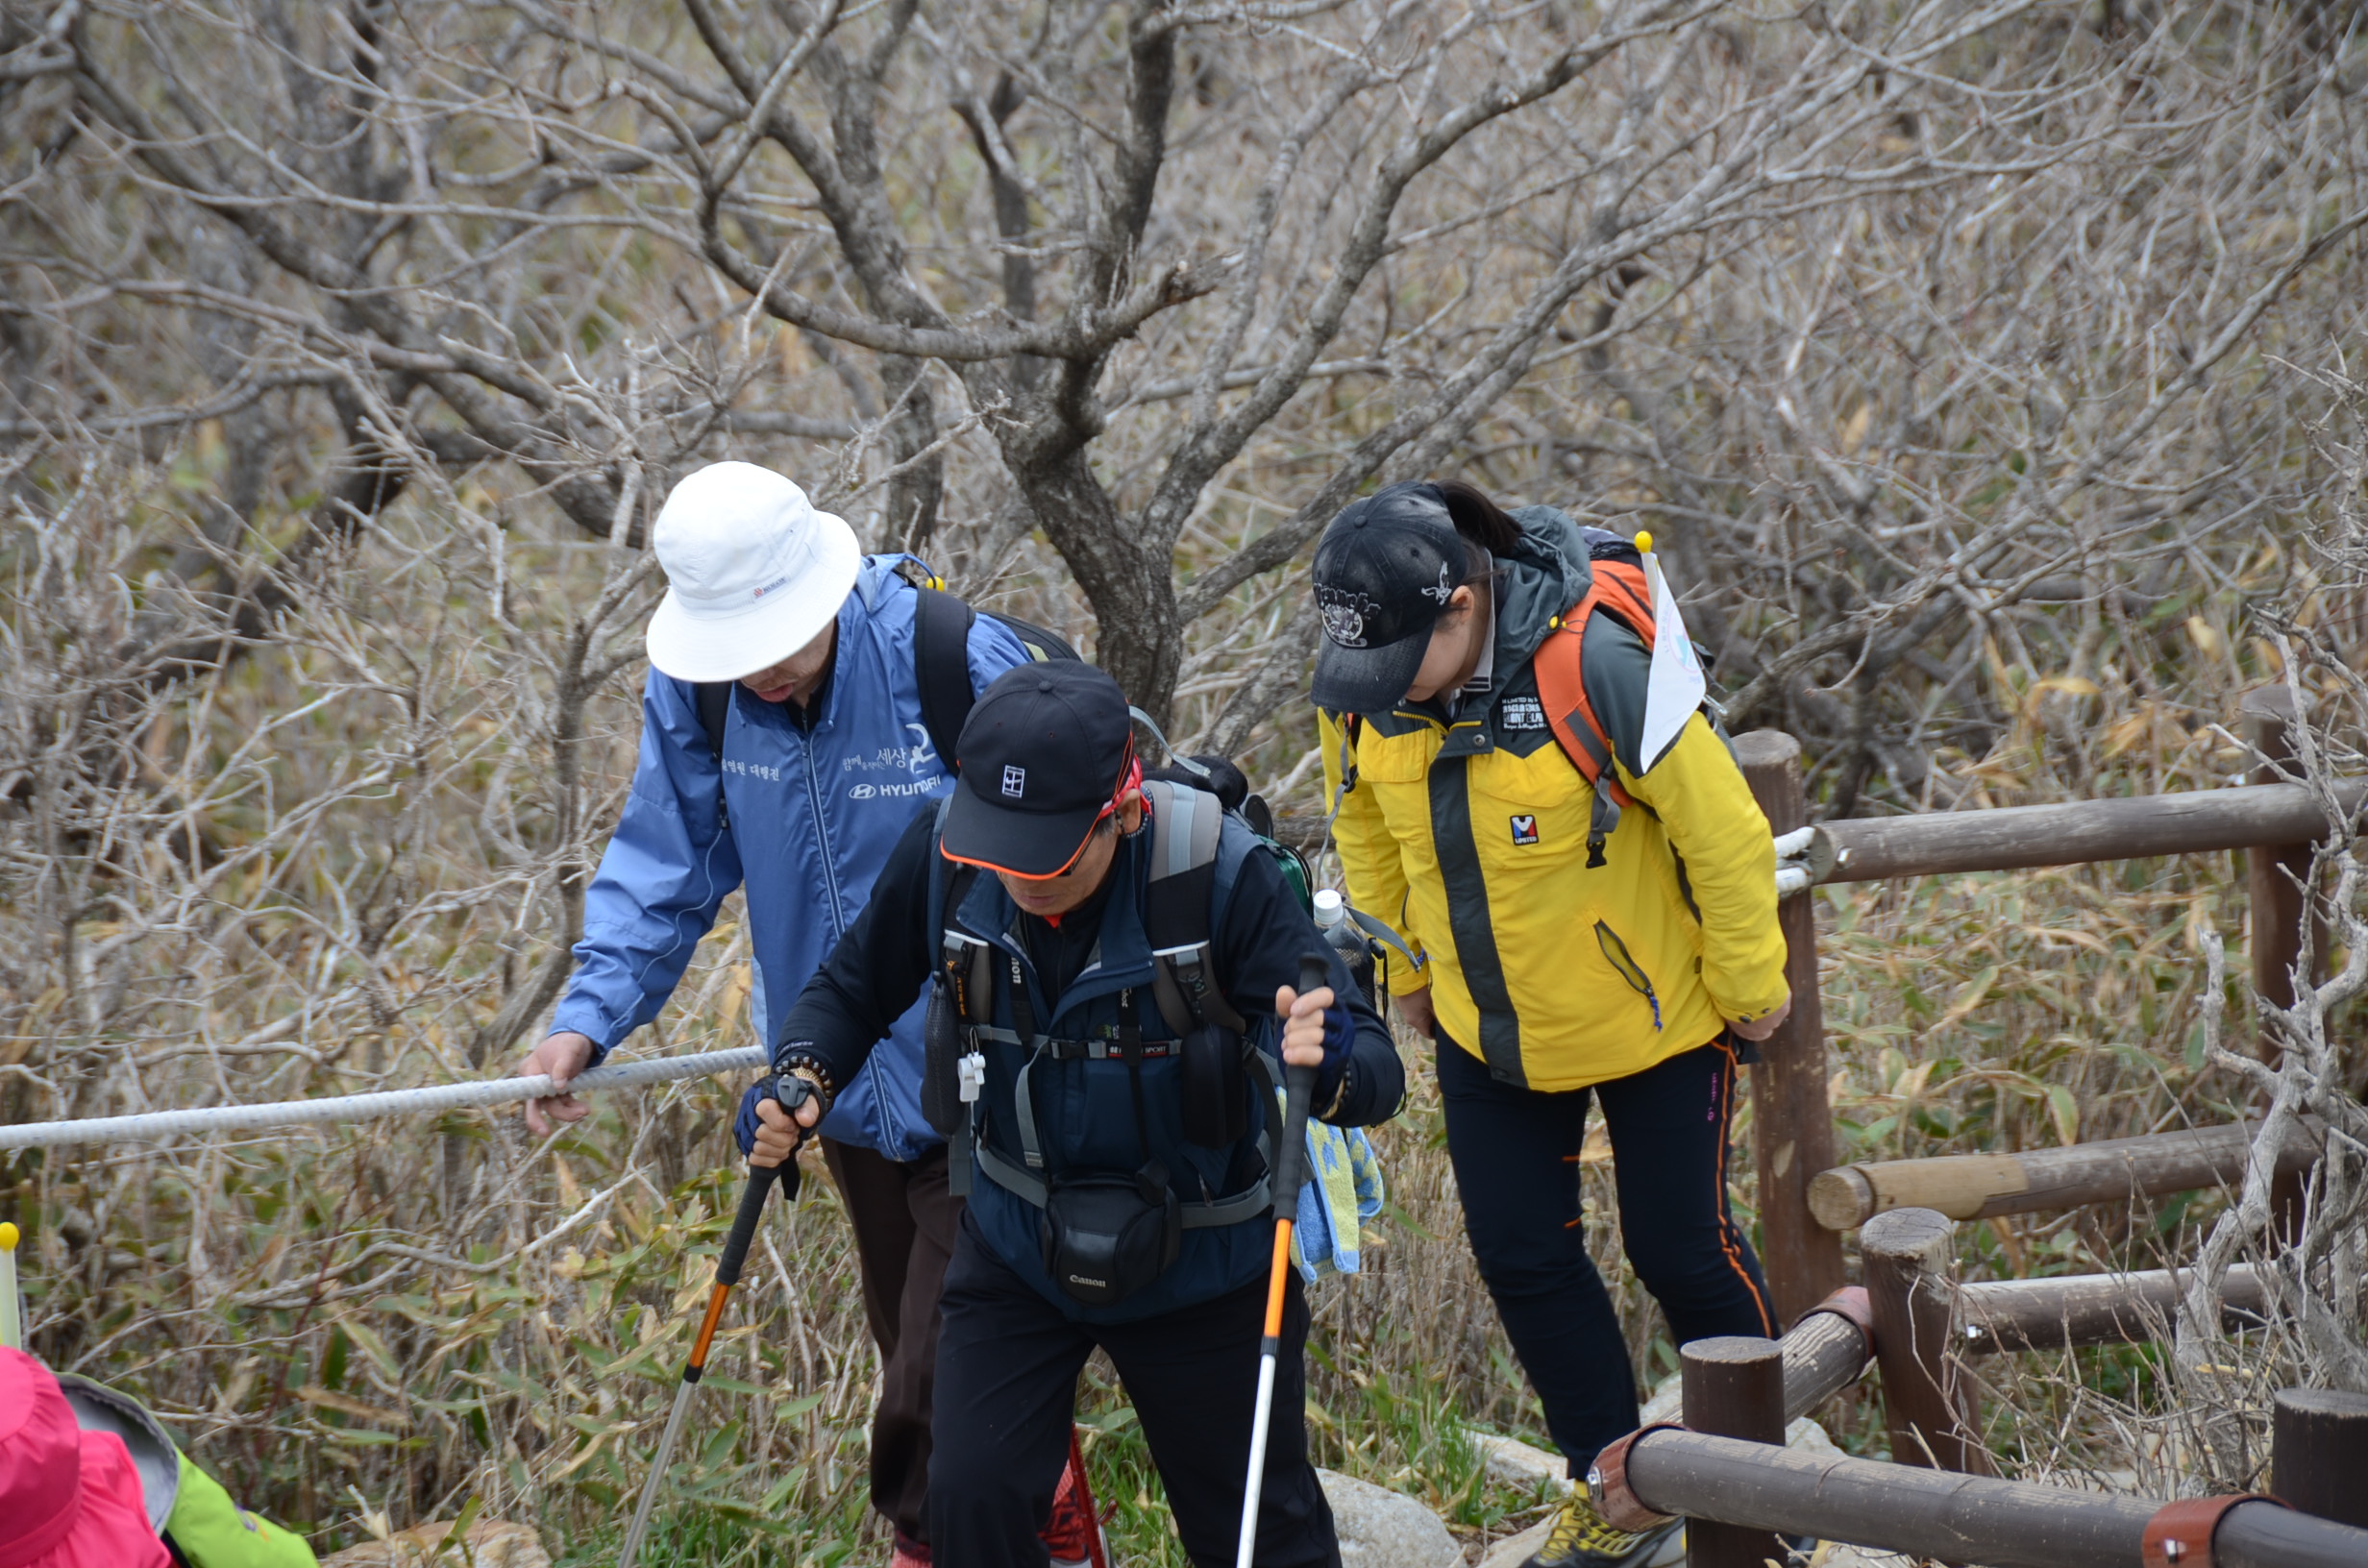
[747,1075,826,1169]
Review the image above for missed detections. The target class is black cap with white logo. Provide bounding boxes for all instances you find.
[1309,481,1468,713]
[941,662,1137,879]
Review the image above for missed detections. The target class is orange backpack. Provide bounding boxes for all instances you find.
[1532,544,1659,867]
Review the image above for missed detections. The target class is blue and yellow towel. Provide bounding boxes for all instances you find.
[1281,1102,1385,1283]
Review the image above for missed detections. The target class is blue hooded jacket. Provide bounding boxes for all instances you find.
[549,555,1031,1161]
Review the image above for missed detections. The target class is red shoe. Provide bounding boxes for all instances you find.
[891,1531,932,1568]
[1042,1428,1111,1568]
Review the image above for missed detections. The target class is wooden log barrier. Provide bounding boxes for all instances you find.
[1808,1118,2328,1231]
[1680,1337,1788,1568]
[1734,730,1847,1325]
[1780,1286,1875,1418]
[1594,1428,2368,1568]
[1796,779,2365,885]
[1954,1265,2276,1355]
[2273,1386,2368,1528]
[1861,1207,1988,1473]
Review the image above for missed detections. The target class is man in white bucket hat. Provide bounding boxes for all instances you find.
[640,459,866,689]
[513,462,1097,1566]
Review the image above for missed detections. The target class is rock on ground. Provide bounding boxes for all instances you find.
[1318,1468,1464,1568]
[317,1520,550,1568]
[1467,1431,1572,1496]
[1477,1517,1554,1568]
[1808,1548,1922,1566]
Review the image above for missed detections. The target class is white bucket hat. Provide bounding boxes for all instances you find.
[644,462,862,682]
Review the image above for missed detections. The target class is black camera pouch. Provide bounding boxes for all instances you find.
[1178,1024,1247,1147]
[1039,1164,1181,1307]
[1032,990,1186,1307]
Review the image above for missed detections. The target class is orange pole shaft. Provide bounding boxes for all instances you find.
[687,1282,733,1373]
[1262,1218,1295,1337]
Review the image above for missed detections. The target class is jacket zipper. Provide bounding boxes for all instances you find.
[1594,920,1662,1032]
[802,734,847,935]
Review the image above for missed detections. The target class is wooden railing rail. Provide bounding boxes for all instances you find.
[1592,1428,2368,1568]
[1583,1247,2368,1567]
[1790,778,2364,885]
[1855,1208,2368,1458]
[1732,709,2356,1330]
[1808,1117,2328,1232]
[1953,1263,2285,1356]
[1775,1286,1874,1418]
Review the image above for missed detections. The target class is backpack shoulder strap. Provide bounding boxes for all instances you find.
[910,581,981,772]
[1141,779,1249,1036]
[692,681,734,831]
[694,681,732,763]
[924,796,996,1016]
[1577,610,1655,779]
[1531,558,1656,868]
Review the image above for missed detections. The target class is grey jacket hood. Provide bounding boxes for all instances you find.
[1492,503,1592,665]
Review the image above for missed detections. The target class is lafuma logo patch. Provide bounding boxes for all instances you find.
[1510,814,1540,845]
[1001,765,1027,798]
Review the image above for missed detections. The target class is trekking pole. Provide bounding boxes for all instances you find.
[1233,954,1328,1568]
[616,1074,810,1568]
[0,1221,20,1351]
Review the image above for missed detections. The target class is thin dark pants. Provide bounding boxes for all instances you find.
[822,1138,961,1545]
[1436,1037,1775,1474]
[928,1213,1342,1568]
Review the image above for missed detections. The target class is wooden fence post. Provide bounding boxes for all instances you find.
[1733,730,1846,1326]
[2273,1387,2368,1528]
[1860,1207,1988,1474]
[1680,1335,1789,1568]
[2243,685,2323,1021]
[2242,685,2323,1241]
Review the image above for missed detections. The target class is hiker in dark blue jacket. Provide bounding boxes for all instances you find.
[746,662,1406,1568]
[512,462,1048,1565]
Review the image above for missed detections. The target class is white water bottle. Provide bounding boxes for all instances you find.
[1312,890,1378,1010]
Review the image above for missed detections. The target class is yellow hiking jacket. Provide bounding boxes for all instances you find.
[1320,507,1788,1092]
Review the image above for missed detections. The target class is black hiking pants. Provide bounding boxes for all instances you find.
[927,1211,1342,1568]
[1436,1036,1776,1474]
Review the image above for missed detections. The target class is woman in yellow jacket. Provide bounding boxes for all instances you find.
[1311,480,1791,1568]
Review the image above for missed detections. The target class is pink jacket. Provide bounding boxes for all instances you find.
[0,1347,171,1568]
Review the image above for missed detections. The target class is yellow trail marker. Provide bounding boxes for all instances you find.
[1635,530,1654,554]
[0,1219,20,1351]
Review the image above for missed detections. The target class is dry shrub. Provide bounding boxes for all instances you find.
[5,0,2368,1558]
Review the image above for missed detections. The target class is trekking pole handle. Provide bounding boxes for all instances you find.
[717,1074,809,1287]
[1270,955,1329,1204]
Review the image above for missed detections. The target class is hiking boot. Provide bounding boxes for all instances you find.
[1521,1494,1684,1567]
[1042,1436,1108,1568]
[890,1532,932,1568]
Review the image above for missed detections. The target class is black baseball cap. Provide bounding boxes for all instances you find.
[942,662,1139,878]
[1309,481,1468,712]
